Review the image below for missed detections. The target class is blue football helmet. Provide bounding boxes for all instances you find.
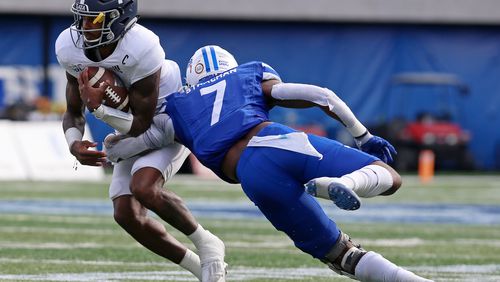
[185,45,238,86]
[70,0,138,49]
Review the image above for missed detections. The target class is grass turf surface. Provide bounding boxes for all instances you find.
[0,174,499,281]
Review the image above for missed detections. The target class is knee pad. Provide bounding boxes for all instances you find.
[322,232,367,278]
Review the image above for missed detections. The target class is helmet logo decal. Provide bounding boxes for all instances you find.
[195,63,204,74]
[93,12,105,24]
[201,48,211,73]
[74,3,88,11]
[209,46,219,71]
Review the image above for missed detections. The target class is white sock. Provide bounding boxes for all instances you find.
[179,249,202,280]
[355,251,433,282]
[342,165,393,198]
[188,224,225,264]
[311,165,393,199]
[188,224,208,249]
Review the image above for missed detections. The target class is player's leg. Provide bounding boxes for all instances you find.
[130,144,226,282]
[323,231,433,281]
[110,156,202,280]
[304,134,402,201]
[237,145,342,259]
[237,146,431,281]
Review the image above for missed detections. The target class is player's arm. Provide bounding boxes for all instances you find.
[79,69,160,137]
[263,80,364,134]
[126,69,160,136]
[262,80,397,163]
[62,72,107,166]
[104,113,175,163]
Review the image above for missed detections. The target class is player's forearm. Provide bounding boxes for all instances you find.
[62,111,85,132]
[62,111,85,150]
[271,83,368,138]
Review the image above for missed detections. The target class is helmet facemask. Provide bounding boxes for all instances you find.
[69,0,138,50]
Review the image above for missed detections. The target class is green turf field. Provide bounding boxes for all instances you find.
[0,174,499,281]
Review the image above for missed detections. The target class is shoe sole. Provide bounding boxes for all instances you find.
[328,183,361,210]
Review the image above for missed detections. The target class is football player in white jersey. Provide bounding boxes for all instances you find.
[55,1,226,281]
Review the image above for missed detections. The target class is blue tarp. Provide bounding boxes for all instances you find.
[1,17,499,169]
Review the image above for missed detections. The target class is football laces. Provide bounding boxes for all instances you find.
[105,86,121,103]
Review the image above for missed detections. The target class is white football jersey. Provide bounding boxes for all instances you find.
[55,23,181,109]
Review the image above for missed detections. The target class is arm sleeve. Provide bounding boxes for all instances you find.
[270,83,367,137]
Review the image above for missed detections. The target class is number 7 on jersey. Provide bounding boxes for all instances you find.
[199,80,227,126]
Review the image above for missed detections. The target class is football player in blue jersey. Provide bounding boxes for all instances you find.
[105,45,433,281]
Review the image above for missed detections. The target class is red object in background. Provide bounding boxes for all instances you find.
[401,121,469,146]
[293,125,327,137]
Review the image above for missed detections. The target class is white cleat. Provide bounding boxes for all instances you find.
[199,231,227,282]
[305,178,361,210]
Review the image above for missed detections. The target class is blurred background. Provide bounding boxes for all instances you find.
[1,2,499,281]
[1,0,499,181]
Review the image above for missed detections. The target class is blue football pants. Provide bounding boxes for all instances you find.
[236,123,377,259]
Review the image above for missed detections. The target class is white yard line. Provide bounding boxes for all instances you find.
[0,242,131,249]
[0,226,117,235]
[1,236,500,250]
[0,258,170,267]
[0,264,499,281]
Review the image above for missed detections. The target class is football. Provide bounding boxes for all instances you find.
[87,66,130,112]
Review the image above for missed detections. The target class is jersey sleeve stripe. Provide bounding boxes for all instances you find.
[262,63,282,82]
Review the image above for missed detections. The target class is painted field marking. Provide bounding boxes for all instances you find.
[0,264,499,281]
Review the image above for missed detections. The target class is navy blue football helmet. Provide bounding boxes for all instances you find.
[70,0,138,49]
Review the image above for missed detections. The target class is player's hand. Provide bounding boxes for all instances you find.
[70,140,107,166]
[355,133,397,164]
[78,68,107,112]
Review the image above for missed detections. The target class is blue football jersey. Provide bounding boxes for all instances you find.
[165,61,281,182]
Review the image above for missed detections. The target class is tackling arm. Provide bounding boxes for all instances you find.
[265,81,368,138]
[264,81,397,163]
[104,114,176,163]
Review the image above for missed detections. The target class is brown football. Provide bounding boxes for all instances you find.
[87,66,130,112]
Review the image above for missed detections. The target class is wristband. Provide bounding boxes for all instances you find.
[92,104,105,119]
[64,127,83,149]
[347,122,368,138]
[354,131,373,148]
